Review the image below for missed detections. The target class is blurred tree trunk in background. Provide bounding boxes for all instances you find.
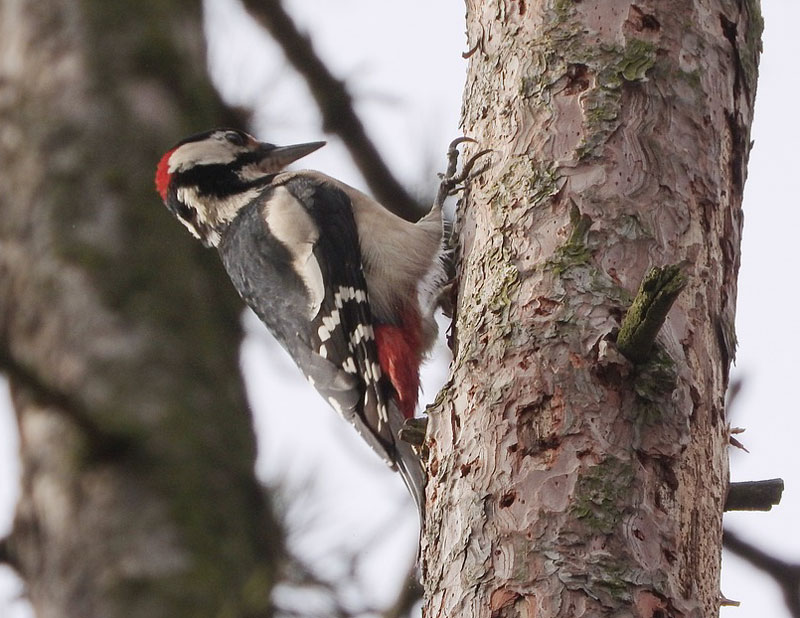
[0,1,279,617]
[425,1,760,617]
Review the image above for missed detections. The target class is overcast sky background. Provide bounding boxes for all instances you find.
[1,1,798,616]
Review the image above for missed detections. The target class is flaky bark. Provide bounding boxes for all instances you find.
[424,1,760,617]
[0,1,279,617]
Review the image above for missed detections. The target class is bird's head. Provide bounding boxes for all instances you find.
[155,128,325,246]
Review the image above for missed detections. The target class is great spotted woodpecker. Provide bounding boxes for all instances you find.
[154,128,445,517]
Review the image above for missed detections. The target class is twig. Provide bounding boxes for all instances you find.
[725,479,784,511]
[240,0,422,221]
[616,265,687,363]
[723,529,800,617]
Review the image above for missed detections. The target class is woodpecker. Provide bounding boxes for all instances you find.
[155,128,445,517]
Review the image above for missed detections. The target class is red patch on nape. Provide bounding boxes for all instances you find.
[155,147,177,202]
[375,308,422,419]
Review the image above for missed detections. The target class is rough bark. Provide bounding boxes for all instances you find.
[424,1,760,617]
[0,1,279,617]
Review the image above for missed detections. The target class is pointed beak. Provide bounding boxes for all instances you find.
[257,141,326,173]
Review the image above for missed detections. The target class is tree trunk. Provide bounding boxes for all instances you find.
[0,1,279,617]
[424,1,760,617]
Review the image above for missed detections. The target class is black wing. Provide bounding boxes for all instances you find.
[279,176,396,462]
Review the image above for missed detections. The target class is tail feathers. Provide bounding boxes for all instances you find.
[388,405,426,532]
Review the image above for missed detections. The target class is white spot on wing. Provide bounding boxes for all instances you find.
[342,357,357,374]
[322,309,341,333]
[318,324,332,342]
[333,286,364,310]
[351,324,374,345]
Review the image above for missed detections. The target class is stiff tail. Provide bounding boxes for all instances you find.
[388,405,426,533]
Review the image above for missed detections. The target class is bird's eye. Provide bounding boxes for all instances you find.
[224,131,246,146]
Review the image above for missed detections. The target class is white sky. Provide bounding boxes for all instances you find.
[1,1,797,616]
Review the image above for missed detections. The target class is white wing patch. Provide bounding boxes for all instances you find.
[264,187,325,317]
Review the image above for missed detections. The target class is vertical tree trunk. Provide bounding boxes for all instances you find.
[424,1,760,617]
[0,1,279,616]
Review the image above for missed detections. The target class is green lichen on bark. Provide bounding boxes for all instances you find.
[571,456,635,534]
[577,38,656,159]
[740,0,764,92]
[589,556,635,601]
[488,259,521,321]
[490,160,561,226]
[512,7,660,160]
[546,205,592,275]
[617,39,657,83]
[632,348,678,404]
[543,207,635,316]
[525,163,561,208]
[454,238,521,367]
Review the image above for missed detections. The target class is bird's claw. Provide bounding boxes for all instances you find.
[435,138,492,208]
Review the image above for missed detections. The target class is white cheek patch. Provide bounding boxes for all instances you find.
[238,162,270,182]
[175,185,261,247]
[264,187,325,317]
[211,188,263,229]
[174,187,204,240]
[176,186,201,211]
[168,138,239,173]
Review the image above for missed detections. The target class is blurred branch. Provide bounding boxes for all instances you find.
[274,470,420,618]
[0,348,130,458]
[723,529,800,617]
[0,536,16,571]
[241,0,422,221]
[724,479,784,511]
